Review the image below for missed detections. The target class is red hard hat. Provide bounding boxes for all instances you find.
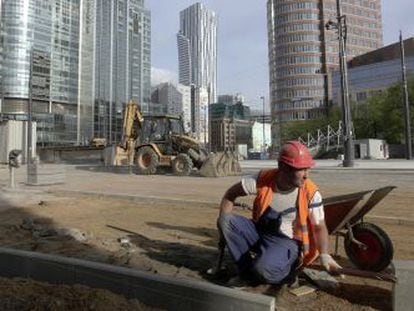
[278,141,315,169]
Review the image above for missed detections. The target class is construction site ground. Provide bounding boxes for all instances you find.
[0,161,413,310]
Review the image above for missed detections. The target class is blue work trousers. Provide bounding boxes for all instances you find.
[218,211,299,285]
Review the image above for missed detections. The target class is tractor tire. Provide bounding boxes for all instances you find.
[136,146,159,175]
[172,153,193,176]
[344,222,393,271]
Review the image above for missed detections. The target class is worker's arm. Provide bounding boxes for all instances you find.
[219,182,247,216]
[313,220,342,272]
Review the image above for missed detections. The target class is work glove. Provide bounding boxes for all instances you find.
[319,253,342,272]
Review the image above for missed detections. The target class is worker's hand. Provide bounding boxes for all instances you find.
[320,253,342,273]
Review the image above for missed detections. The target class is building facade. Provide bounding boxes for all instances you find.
[177,3,217,104]
[217,94,245,106]
[0,0,91,145]
[251,121,272,152]
[177,2,217,143]
[177,84,192,132]
[94,0,151,143]
[151,83,180,115]
[210,99,253,152]
[150,83,192,133]
[267,0,382,149]
[210,101,251,121]
[210,118,236,152]
[332,37,414,105]
[0,0,151,146]
[191,86,209,144]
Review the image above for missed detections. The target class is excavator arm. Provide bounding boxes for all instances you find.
[113,100,145,166]
[121,100,144,149]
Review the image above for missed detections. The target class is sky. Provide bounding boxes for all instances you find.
[146,0,414,111]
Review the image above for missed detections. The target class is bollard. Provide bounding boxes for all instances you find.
[8,166,15,188]
[8,150,22,189]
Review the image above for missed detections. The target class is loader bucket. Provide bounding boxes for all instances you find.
[198,151,242,177]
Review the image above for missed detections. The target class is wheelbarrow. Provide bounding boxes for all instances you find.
[324,185,396,272]
[211,186,396,280]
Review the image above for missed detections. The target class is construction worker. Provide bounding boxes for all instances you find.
[217,140,341,285]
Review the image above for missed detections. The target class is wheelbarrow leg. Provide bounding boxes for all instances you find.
[207,231,226,275]
[216,241,226,272]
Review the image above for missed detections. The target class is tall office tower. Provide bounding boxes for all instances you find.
[267,0,382,149]
[177,2,217,142]
[0,0,95,145]
[95,0,151,143]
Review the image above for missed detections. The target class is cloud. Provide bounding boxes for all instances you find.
[151,67,178,86]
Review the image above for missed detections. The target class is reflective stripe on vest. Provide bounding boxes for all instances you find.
[253,169,319,266]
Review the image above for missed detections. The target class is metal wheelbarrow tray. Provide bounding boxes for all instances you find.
[323,186,396,272]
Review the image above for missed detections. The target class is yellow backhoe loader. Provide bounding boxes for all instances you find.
[110,100,241,177]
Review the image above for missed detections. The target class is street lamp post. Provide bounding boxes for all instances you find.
[27,48,35,184]
[260,96,265,155]
[326,0,354,167]
[203,105,207,147]
[399,31,413,160]
[28,49,33,166]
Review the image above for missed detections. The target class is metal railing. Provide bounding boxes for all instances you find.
[298,121,345,155]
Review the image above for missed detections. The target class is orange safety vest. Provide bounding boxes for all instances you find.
[252,169,319,266]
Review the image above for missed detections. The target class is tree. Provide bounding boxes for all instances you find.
[280,107,341,143]
[357,77,414,144]
[278,76,414,145]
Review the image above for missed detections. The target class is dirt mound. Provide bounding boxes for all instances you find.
[0,277,162,311]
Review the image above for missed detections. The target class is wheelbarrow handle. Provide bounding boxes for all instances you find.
[336,267,397,283]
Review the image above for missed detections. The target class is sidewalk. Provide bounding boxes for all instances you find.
[0,161,413,224]
[241,159,414,171]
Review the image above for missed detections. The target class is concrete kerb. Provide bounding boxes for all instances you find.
[52,189,414,227]
[0,247,275,311]
[393,260,414,311]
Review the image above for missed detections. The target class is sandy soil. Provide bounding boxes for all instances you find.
[0,193,412,310]
[0,277,162,311]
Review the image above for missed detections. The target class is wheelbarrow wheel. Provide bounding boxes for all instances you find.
[344,222,393,272]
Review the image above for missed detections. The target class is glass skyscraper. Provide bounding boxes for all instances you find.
[94,0,151,143]
[0,0,151,146]
[0,0,89,145]
[177,2,217,143]
[177,2,217,104]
